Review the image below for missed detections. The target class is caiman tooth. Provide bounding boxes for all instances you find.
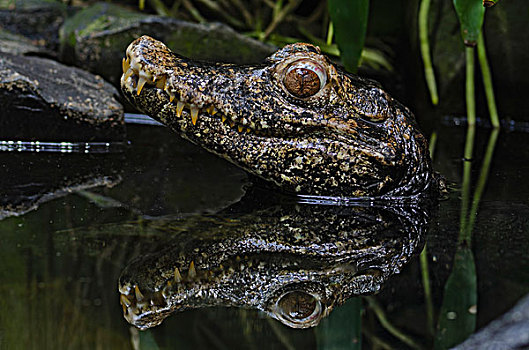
[238,125,243,133]
[119,283,131,295]
[120,294,132,307]
[164,84,175,102]
[206,105,217,115]
[124,68,134,81]
[221,115,227,123]
[229,121,235,128]
[134,285,144,301]
[174,267,182,283]
[246,128,251,133]
[136,77,147,95]
[122,57,130,74]
[190,107,199,125]
[188,261,197,279]
[176,101,184,117]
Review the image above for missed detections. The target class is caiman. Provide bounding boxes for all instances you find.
[121,36,437,199]
[117,194,430,329]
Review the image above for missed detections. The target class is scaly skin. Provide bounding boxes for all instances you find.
[118,201,430,329]
[121,36,436,198]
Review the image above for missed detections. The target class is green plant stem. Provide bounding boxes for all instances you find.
[148,0,171,16]
[361,48,393,71]
[429,131,437,159]
[362,329,393,350]
[466,128,499,234]
[229,0,253,28]
[182,0,206,23]
[266,318,296,350]
[139,0,145,11]
[419,0,439,105]
[459,125,475,245]
[169,0,182,15]
[465,47,476,126]
[365,297,422,350]
[263,0,301,40]
[420,244,435,336]
[477,33,500,128]
[196,0,245,28]
[326,21,334,46]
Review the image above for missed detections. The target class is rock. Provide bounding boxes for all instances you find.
[0,0,67,52]
[0,153,123,220]
[0,28,49,56]
[452,294,529,350]
[0,52,125,141]
[59,2,275,85]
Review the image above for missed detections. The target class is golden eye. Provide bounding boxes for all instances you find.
[283,60,327,98]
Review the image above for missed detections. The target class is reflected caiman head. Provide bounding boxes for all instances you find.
[121,36,435,198]
[118,203,429,329]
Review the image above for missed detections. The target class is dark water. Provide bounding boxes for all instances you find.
[1,121,528,349]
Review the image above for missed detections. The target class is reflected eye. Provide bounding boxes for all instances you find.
[275,290,323,328]
[283,60,327,98]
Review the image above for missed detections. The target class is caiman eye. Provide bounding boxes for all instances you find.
[275,290,323,327]
[283,60,327,98]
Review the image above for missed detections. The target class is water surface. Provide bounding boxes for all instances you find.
[1,121,528,349]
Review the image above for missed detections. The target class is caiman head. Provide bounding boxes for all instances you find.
[121,36,435,198]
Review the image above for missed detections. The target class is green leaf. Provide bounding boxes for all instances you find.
[327,0,369,73]
[435,246,477,349]
[453,0,485,46]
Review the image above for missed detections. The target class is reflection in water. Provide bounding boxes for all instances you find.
[0,140,128,153]
[118,198,433,330]
[0,153,123,219]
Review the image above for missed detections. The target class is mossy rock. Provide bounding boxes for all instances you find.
[59,2,274,86]
[0,28,49,55]
[0,0,66,51]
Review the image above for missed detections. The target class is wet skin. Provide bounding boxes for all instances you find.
[118,198,431,329]
[121,36,437,198]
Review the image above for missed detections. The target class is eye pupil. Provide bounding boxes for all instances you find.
[278,291,318,320]
[284,67,321,98]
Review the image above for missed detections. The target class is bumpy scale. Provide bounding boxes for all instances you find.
[121,36,437,198]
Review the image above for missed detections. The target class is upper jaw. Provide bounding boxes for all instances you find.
[120,36,355,139]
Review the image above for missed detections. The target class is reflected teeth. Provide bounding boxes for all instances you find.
[174,267,182,283]
[188,261,197,279]
[120,294,131,307]
[134,285,144,301]
[123,62,259,134]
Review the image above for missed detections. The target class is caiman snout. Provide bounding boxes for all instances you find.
[121,35,436,198]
